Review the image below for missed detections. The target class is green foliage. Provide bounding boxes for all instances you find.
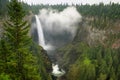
[0,0,30,18]
[67,57,95,80]
[29,3,120,20]
[1,1,120,80]
[58,42,120,80]
[76,3,120,20]
[89,17,113,30]
[31,43,52,80]
[2,0,40,79]
[0,73,11,80]
[30,4,68,14]
[29,3,120,31]
[0,0,52,80]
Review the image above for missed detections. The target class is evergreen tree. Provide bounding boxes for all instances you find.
[0,0,41,79]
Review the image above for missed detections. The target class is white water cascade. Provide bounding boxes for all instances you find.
[52,64,65,77]
[35,15,54,50]
[35,15,65,77]
[35,15,45,47]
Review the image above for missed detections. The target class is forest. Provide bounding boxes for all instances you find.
[0,0,120,80]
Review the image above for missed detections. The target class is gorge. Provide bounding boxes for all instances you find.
[31,7,82,78]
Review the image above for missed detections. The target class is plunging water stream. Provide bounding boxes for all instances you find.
[35,15,45,46]
[35,15,54,51]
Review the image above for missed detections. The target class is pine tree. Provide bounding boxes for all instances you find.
[1,0,41,79]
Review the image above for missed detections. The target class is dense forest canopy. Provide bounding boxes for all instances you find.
[1,1,120,20]
[28,2,120,20]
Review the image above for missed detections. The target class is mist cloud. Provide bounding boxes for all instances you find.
[36,7,82,48]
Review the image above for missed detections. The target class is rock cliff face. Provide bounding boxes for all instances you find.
[73,18,106,46]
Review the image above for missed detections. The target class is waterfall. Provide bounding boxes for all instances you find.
[35,15,65,77]
[35,15,54,50]
[33,7,82,78]
[35,15,45,47]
